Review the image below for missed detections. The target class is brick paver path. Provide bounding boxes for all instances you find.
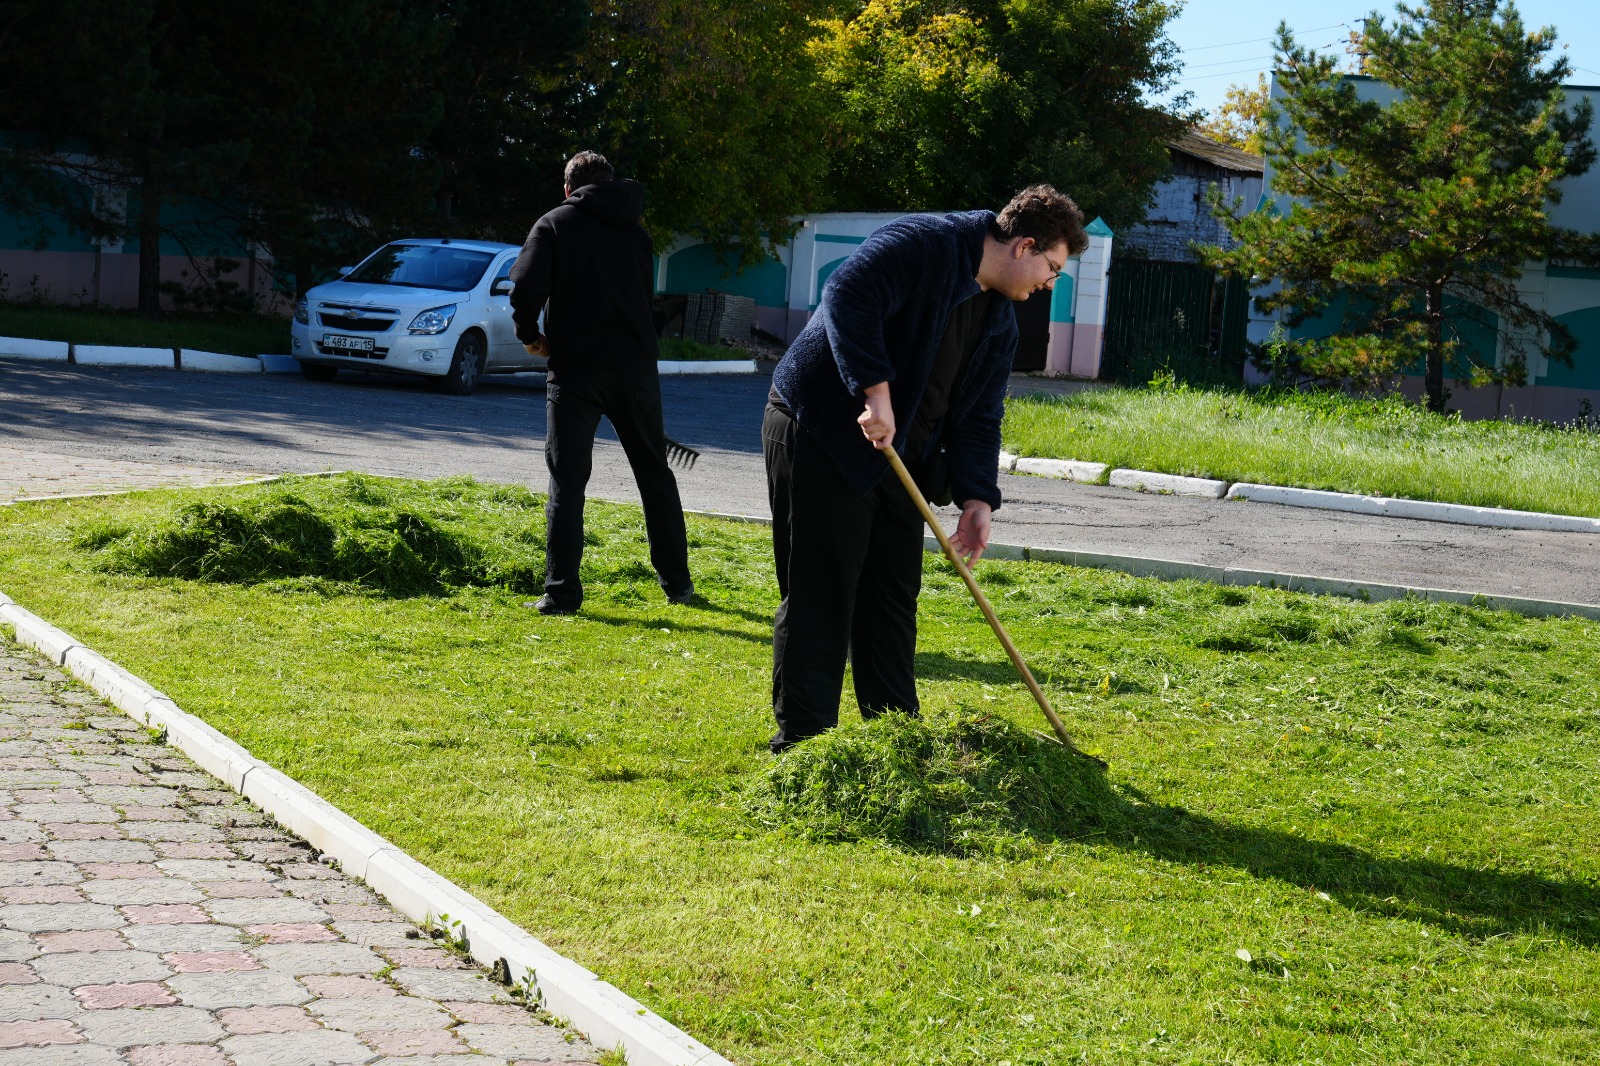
[0,445,269,504]
[0,643,600,1065]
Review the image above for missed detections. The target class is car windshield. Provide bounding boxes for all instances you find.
[346,244,494,291]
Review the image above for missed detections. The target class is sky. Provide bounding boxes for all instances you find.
[1162,0,1600,119]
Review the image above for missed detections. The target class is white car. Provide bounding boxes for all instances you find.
[290,238,543,394]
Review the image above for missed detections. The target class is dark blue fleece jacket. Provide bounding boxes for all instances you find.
[771,210,1016,510]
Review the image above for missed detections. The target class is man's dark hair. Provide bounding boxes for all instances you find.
[990,185,1088,256]
[564,151,614,191]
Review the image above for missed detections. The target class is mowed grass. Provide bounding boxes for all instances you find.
[1004,384,1600,518]
[1,474,1597,1065]
[0,304,289,355]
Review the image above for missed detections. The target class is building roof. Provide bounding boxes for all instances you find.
[1169,130,1264,175]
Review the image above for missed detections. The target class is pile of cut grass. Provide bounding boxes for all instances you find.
[747,711,1123,856]
[79,474,546,596]
[1004,383,1600,517]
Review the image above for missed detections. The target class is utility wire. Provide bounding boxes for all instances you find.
[1183,21,1350,52]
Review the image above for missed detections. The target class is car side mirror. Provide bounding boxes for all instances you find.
[491,277,514,296]
[337,265,355,277]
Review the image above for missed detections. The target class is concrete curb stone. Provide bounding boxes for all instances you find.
[1108,468,1229,498]
[0,595,735,1066]
[179,350,263,374]
[71,345,177,369]
[1229,481,1600,534]
[1014,457,1107,483]
[258,354,299,374]
[656,359,758,375]
[0,337,70,362]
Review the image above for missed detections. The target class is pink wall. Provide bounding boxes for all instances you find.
[0,249,289,314]
[1394,376,1600,424]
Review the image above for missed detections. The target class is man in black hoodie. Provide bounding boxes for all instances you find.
[509,151,693,615]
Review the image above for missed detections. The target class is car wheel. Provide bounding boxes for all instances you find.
[300,362,337,382]
[438,331,486,395]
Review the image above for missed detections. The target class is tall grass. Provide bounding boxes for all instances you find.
[1005,383,1600,516]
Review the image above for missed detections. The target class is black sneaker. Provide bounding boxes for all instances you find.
[666,584,696,606]
[529,594,578,616]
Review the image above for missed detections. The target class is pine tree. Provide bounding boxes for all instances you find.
[1205,0,1596,411]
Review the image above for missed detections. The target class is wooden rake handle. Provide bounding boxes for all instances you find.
[883,445,1101,765]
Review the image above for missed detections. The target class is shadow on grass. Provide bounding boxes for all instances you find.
[580,606,773,647]
[913,650,1022,685]
[1113,783,1600,946]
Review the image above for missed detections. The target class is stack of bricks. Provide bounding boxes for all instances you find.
[682,293,755,345]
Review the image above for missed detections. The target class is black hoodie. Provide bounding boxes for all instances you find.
[508,179,659,385]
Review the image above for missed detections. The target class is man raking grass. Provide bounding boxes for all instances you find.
[763,186,1089,753]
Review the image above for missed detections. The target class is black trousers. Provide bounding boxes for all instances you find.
[762,402,923,751]
[544,370,692,606]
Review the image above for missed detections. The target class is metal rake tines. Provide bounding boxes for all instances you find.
[664,436,700,469]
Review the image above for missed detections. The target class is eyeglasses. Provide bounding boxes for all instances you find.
[1034,245,1067,276]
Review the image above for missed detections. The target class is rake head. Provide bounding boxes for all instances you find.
[664,436,700,470]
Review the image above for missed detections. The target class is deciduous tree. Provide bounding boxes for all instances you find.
[812,0,1191,228]
[1198,74,1270,156]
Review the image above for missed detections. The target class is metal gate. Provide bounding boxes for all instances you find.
[1101,259,1249,385]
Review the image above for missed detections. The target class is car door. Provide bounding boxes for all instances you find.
[485,253,525,368]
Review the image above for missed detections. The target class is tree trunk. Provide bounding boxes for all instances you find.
[1424,281,1445,413]
[137,174,163,315]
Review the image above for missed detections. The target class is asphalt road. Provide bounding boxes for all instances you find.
[4,358,1599,606]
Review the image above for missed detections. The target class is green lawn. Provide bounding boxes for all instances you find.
[0,304,289,356]
[1,475,1596,1065]
[1004,384,1600,518]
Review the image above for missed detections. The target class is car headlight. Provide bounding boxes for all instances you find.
[408,305,458,335]
[294,297,309,325]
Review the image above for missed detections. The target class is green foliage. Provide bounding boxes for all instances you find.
[580,0,842,262]
[418,0,590,240]
[88,476,545,596]
[1196,74,1271,156]
[1205,1,1597,411]
[0,1,449,303]
[812,0,1191,227]
[747,711,1123,856]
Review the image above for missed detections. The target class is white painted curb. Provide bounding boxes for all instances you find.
[1014,457,1107,483]
[997,451,1019,473]
[180,349,263,374]
[0,336,70,361]
[0,594,734,1066]
[1109,468,1229,498]
[1229,482,1600,535]
[260,354,300,374]
[74,344,177,368]
[657,359,757,375]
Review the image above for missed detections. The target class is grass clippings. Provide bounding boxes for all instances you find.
[748,711,1122,857]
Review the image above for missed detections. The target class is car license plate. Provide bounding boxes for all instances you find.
[323,334,375,352]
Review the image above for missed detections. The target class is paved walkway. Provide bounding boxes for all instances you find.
[0,445,263,503]
[0,642,599,1066]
